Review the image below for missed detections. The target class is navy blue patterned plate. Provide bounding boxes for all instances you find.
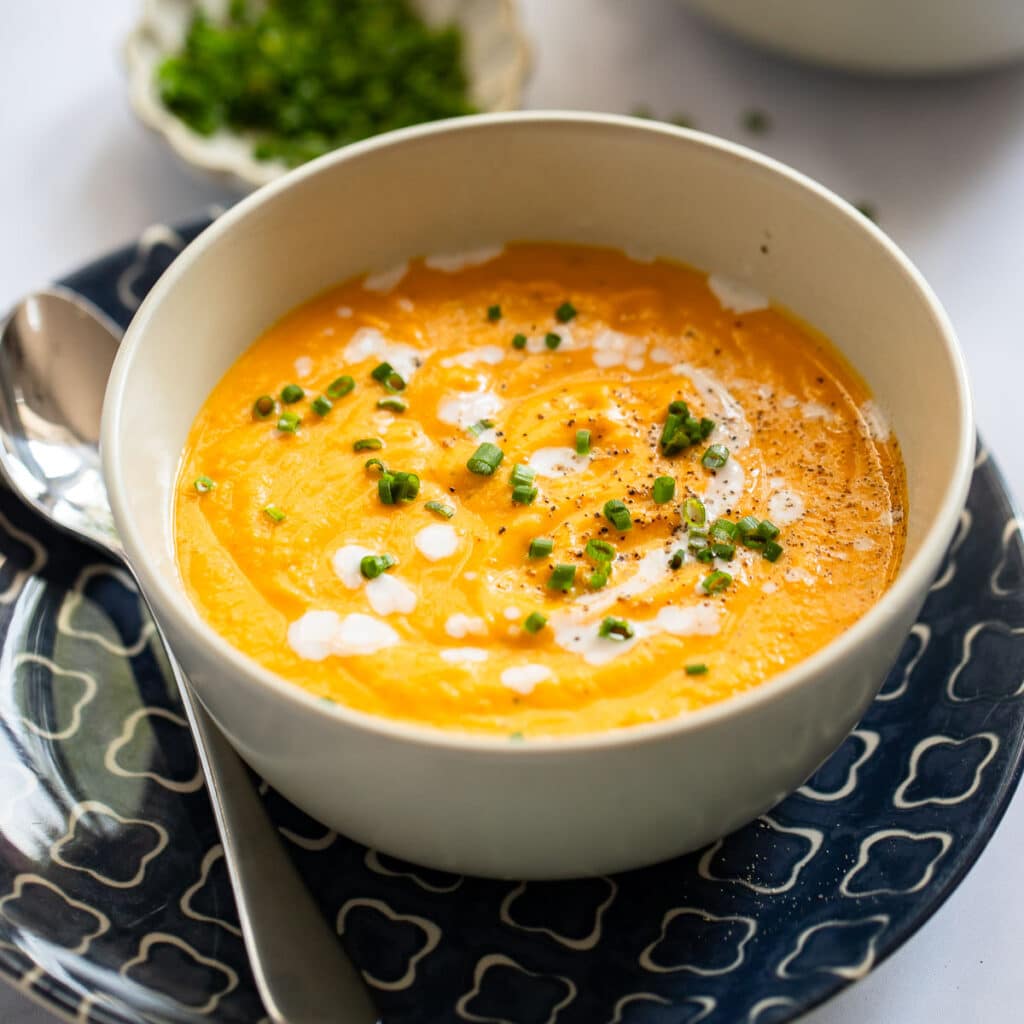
[0,218,1022,1024]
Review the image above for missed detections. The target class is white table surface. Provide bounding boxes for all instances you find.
[3,1,1023,1021]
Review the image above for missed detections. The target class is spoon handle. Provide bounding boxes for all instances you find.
[164,640,380,1024]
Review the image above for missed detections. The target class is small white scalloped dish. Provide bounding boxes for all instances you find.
[124,0,530,193]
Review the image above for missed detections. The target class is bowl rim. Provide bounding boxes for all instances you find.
[102,110,976,755]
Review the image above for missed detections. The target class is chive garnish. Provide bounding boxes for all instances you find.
[683,496,706,530]
[669,549,685,569]
[468,419,495,437]
[602,499,632,532]
[277,411,300,433]
[661,401,715,455]
[353,438,383,451]
[653,476,675,504]
[280,384,304,404]
[509,463,536,488]
[669,400,689,416]
[529,537,553,559]
[598,616,634,640]
[263,504,285,523]
[327,375,355,399]
[425,500,455,519]
[311,395,332,416]
[377,397,407,413]
[586,538,616,562]
[696,548,715,563]
[371,361,406,392]
[763,540,784,562]
[512,333,528,350]
[487,304,502,322]
[360,553,396,579]
[757,519,781,541]
[685,663,709,675]
[587,570,609,590]
[575,429,591,455]
[364,457,386,474]
[711,542,736,560]
[547,563,576,592]
[253,395,276,419]
[701,444,730,470]
[701,570,732,594]
[544,332,561,350]
[511,485,538,505]
[377,470,419,505]
[467,442,504,475]
[523,611,547,634]
[710,518,739,541]
[194,475,216,493]
[736,515,760,538]
[555,301,577,323]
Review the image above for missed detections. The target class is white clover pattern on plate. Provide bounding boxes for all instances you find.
[0,219,1021,1023]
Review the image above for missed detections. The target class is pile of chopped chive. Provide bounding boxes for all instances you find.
[157,0,476,168]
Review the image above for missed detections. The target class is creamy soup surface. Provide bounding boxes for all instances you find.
[175,243,906,737]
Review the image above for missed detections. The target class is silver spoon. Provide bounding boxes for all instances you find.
[0,288,379,1024]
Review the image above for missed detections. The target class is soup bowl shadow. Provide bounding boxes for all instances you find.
[101,112,973,879]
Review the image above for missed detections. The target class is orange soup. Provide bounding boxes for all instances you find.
[175,244,906,737]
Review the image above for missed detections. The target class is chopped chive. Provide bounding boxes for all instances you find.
[467,442,504,475]
[685,663,709,676]
[512,333,528,350]
[736,515,760,538]
[353,438,383,451]
[529,537,554,559]
[701,444,730,470]
[763,540,784,562]
[742,108,772,134]
[252,395,276,419]
[710,518,739,541]
[575,428,592,455]
[555,301,577,323]
[711,542,736,560]
[683,496,706,530]
[602,498,632,532]
[669,549,686,570]
[277,410,300,433]
[511,485,538,505]
[523,611,547,634]
[547,563,576,592]
[487,304,502,322]
[668,399,690,416]
[757,519,781,541]
[653,476,675,504]
[586,538,616,563]
[468,419,495,437]
[364,457,386,474]
[744,536,766,551]
[377,397,407,413]
[371,361,406,392]
[263,504,285,523]
[194,475,216,493]
[696,548,716,563]
[391,471,420,502]
[360,553,396,579]
[688,532,709,553]
[425,500,455,519]
[598,616,634,640]
[509,463,536,488]
[378,473,395,504]
[311,395,332,416]
[587,570,609,590]
[326,375,355,399]
[544,332,562,350]
[700,417,715,438]
[280,384,304,404]
[701,570,733,594]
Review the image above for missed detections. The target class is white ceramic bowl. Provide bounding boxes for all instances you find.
[101,113,973,879]
[124,0,529,193]
[682,0,1024,74]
